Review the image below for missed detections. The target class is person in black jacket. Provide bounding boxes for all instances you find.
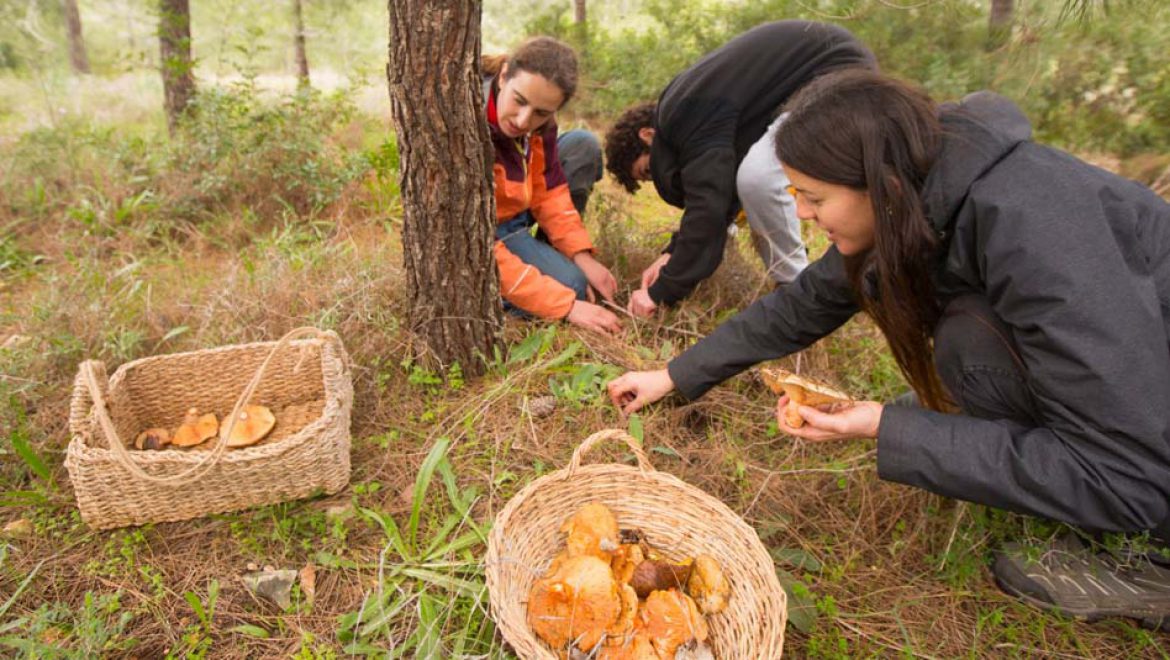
[603,20,876,317]
[608,69,1170,627]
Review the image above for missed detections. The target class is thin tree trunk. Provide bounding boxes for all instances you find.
[987,0,1015,49]
[293,0,310,89]
[62,0,90,74]
[573,0,587,56]
[387,0,503,376]
[158,0,195,134]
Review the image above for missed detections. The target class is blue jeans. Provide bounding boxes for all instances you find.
[497,213,589,316]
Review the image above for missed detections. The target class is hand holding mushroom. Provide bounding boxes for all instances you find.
[761,367,882,441]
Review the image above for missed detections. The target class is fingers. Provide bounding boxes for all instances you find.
[607,375,637,410]
[627,289,657,318]
[601,273,618,302]
[586,285,596,304]
[641,267,655,290]
[596,310,622,335]
[606,373,651,415]
[795,405,845,432]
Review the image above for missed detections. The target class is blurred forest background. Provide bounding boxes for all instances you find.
[1,0,1169,657]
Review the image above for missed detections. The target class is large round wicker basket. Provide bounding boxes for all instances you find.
[485,429,786,659]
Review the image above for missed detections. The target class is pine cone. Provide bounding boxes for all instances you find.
[525,395,557,419]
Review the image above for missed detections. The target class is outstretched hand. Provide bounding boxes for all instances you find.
[566,299,622,336]
[776,395,883,442]
[607,369,675,415]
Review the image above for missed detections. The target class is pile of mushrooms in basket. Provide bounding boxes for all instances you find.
[526,502,729,659]
[131,405,276,451]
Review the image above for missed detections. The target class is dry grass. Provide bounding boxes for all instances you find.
[1,117,1168,658]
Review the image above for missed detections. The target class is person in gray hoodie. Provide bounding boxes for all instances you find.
[608,69,1170,628]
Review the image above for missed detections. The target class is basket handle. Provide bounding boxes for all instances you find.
[79,326,335,487]
[566,429,656,477]
[70,360,106,441]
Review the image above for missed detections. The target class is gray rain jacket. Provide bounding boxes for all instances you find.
[667,92,1170,538]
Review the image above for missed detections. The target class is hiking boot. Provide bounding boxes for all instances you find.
[992,533,1170,630]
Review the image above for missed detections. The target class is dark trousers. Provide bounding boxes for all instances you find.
[556,129,604,216]
[930,294,1170,546]
[932,294,1038,425]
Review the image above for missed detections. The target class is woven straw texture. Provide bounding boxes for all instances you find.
[64,330,353,530]
[486,429,786,659]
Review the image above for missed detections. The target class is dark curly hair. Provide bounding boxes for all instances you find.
[604,102,656,193]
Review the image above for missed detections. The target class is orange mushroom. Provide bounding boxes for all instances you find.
[171,408,219,447]
[527,555,623,654]
[225,404,276,447]
[560,502,620,562]
[760,367,853,428]
[686,554,730,615]
[640,589,708,659]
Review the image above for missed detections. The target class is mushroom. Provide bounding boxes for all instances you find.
[610,542,646,586]
[134,427,171,450]
[597,628,658,660]
[629,559,693,599]
[560,502,620,561]
[640,589,708,659]
[527,554,623,654]
[171,408,219,447]
[607,583,640,640]
[224,404,276,447]
[760,367,853,428]
[685,554,730,615]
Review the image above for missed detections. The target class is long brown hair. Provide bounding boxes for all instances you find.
[775,70,951,411]
[481,36,579,105]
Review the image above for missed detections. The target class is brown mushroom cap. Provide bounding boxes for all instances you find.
[760,367,853,428]
[171,408,220,447]
[225,404,276,447]
[134,427,172,450]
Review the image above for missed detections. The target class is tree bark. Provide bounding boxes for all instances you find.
[573,0,586,24]
[387,0,503,376]
[293,0,310,89]
[158,0,195,134]
[62,0,90,74]
[987,0,1015,49]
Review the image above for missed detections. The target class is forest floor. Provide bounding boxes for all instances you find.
[1,75,1169,658]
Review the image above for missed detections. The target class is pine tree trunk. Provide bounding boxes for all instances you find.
[62,0,90,74]
[387,0,503,376]
[293,0,310,89]
[987,0,1015,49]
[573,0,587,55]
[158,0,195,134]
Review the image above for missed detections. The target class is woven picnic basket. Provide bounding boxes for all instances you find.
[64,327,353,530]
[485,429,787,659]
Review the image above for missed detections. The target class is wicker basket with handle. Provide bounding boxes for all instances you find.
[485,429,787,658]
[64,327,353,530]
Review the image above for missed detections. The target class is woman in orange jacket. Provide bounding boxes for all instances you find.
[483,37,621,335]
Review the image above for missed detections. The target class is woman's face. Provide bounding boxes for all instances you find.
[495,66,564,138]
[784,165,876,256]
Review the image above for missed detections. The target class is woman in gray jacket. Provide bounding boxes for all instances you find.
[608,69,1170,628]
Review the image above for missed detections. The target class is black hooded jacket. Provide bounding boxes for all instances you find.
[667,92,1170,538]
[646,20,876,305]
